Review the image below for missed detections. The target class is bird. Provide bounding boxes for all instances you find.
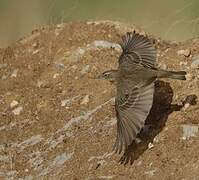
[96,31,186,154]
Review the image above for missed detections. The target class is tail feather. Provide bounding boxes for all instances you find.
[158,70,186,80]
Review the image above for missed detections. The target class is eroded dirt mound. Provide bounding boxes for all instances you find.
[0,21,199,180]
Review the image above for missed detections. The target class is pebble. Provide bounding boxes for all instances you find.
[136,161,142,166]
[81,65,90,75]
[135,138,142,144]
[32,49,40,55]
[191,55,199,68]
[182,103,190,111]
[10,100,19,108]
[186,73,193,81]
[71,65,77,70]
[181,124,198,140]
[56,23,65,29]
[1,75,7,80]
[148,142,154,149]
[179,61,188,66]
[153,137,159,143]
[61,96,80,107]
[61,99,70,107]
[105,118,116,127]
[53,73,59,79]
[64,48,85,63]
[90,40,121,51]
[12,106,23,115]
[158,63,167,70]
[11,69,18,78]
[177,49,191,57]
[77,48,86,55]
[0,64,7,69]
[144,169,157,177]
[36,80,44,88]
[32,42,39,48]
[80,95,90,105]
[55,29,60,36]
[54,62,65,70]
[23,175,33,180]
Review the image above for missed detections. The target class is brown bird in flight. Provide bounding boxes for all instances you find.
[97,32,186,154]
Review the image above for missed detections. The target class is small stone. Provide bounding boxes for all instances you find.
[77,48,85,55]
[158,63,167,70]
[105,118,116,127]
[186,73,193,81]
[61,96,80,107]
[144,169,157,177]
[181,124,198,140]
[32,49,40,55]
[72,48,86,62]
[56,23,65,28]
[11,69,18,78]
[0,64,7,69]
[24,175,33,180]
[80,95,90,105]
[182,103,190,111]
[36,80,44,88]
[135,138,142,144]
[81,65,90,75]
[32,42,39,48]
[136,161,142,166]
[64,51,71,57]
[153,137,159,143]
[164,48,169,53]
[10,100,19,108]
[148,142,154,149]
[108,34,112,38]
[179,61,188,66]
[90,40,121,51]
[161,64,167,70]
[61,99,70,107]
[110,98,115,106]
[36,101,48,110]
[191,55,199,68]
[177,49,191,57]
[54,62,65,70]
[71,65,77,70]
[1,75,7,80]
[12,106,23,115]
[53,73,59,79]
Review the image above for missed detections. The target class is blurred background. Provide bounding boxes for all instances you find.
[0,0,199,47]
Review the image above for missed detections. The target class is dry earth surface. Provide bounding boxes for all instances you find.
[0,21,199,180]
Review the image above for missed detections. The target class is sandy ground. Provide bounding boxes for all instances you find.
[0,21,199,180]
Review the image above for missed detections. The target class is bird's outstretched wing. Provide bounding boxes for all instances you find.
[119,32,156,68]
[114,82,154,153]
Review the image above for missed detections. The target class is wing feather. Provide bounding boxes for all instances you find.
[119,32,156,68]
[114,82,154,153]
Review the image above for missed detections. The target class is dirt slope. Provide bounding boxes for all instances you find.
[0,21,199,180]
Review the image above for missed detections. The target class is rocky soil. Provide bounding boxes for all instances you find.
[0,21,199,180]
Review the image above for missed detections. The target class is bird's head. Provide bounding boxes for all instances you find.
[95,69,118,82]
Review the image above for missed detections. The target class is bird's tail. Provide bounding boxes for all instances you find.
[157,70,186,80]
